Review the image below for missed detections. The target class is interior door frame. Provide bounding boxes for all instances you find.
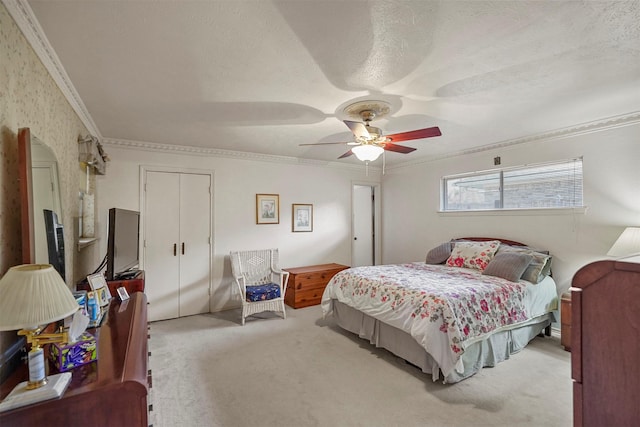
[139,165,215,310]
[351,180,382,266]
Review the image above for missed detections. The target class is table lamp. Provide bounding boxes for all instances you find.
[607,227,640,260]
[0,264,79,411]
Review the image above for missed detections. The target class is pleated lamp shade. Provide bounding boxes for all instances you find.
[607,227,640,257]
[0,264,79,331]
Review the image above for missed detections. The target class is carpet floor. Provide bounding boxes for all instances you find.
[148,305,572,427]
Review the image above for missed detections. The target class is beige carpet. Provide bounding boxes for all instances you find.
[148,306,572,427]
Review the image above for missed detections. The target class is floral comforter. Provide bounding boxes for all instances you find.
[321,263,531,378]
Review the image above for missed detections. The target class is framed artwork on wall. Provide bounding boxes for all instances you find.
[292,204,313,232]
[256,194,279,224]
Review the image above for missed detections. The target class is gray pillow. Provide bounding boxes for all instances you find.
[498,245,551,283]
[482,253,533,282]
[425,242,452,264]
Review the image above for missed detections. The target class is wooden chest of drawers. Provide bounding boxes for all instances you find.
[284,263,349,308]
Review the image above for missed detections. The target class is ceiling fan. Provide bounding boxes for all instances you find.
[300,102,442,162]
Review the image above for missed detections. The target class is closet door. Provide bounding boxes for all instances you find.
[178,173,211,317]
[144,170,212,322]
[145,172,181,321]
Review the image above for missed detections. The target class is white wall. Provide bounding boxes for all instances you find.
[382,122,640,295]
[95,121,639,312]
[95,146,380,311]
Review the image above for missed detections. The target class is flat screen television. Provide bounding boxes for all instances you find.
[43,209,65,281]
[106,208,140,281]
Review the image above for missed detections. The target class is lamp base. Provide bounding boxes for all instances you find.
[0,372,72,413]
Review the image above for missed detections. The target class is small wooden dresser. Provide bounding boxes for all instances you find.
[284,263,349,308]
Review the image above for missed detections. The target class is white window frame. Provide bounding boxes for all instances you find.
[440,158,584,213]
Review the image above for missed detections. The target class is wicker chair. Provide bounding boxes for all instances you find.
[230,248,290,325]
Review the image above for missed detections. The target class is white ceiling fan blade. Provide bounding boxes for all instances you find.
[299,142,348,146]
[344,120,370,139]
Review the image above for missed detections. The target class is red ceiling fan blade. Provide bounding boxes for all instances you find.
[344,120,370,139]
[387,126,441,143]
[338,149,354,159]
[383,143,416,154]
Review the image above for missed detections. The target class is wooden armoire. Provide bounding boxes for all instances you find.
[570,260,640,426]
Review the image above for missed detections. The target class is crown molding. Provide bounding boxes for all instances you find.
[386,110,640,171]
[102,137,378,173]
[105,109,640,173]
[3,0,102,138]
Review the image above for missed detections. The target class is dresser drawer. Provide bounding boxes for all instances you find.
[290,288,325,308]
[293,270,343,290]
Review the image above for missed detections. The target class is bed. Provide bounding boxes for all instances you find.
[321,238,558,383]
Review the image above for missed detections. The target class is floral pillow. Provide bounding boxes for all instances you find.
[446,240,501,271]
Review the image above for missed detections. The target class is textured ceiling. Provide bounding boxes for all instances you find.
[25,0,640,165]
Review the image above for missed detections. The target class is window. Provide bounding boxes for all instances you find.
[442,158,583,211]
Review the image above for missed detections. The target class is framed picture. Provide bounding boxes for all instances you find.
[292,204,313,232]
[87,272,111,306]
[95,286,110,307]
[117,286,130,301]
[256,194,279,224]
[87,272,107,291]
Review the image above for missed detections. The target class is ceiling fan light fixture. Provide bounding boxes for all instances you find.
[352,144,384,162]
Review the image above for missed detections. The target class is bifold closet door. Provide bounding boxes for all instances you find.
[145,171,181,321]
[144,171,212,322]
[178,173,211,317]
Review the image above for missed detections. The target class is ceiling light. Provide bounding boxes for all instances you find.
[352,145,384,162]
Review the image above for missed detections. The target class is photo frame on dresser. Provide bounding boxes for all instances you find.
[117,286,130,301]
[87,272,111,306]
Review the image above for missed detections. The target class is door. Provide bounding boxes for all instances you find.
[178,173,211,317]
[352,185,374,267]
[145,172,181,321]
[144,170,212,322]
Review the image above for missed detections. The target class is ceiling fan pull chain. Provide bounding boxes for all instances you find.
[383,151,386,175]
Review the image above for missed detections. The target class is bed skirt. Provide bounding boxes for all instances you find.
[331,300,554,383]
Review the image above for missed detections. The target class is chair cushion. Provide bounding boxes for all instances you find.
[245,283,281,302]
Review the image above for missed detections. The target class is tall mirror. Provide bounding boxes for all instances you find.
[19,128,65,278]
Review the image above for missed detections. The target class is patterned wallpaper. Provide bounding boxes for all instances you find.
[0,3,90,281]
